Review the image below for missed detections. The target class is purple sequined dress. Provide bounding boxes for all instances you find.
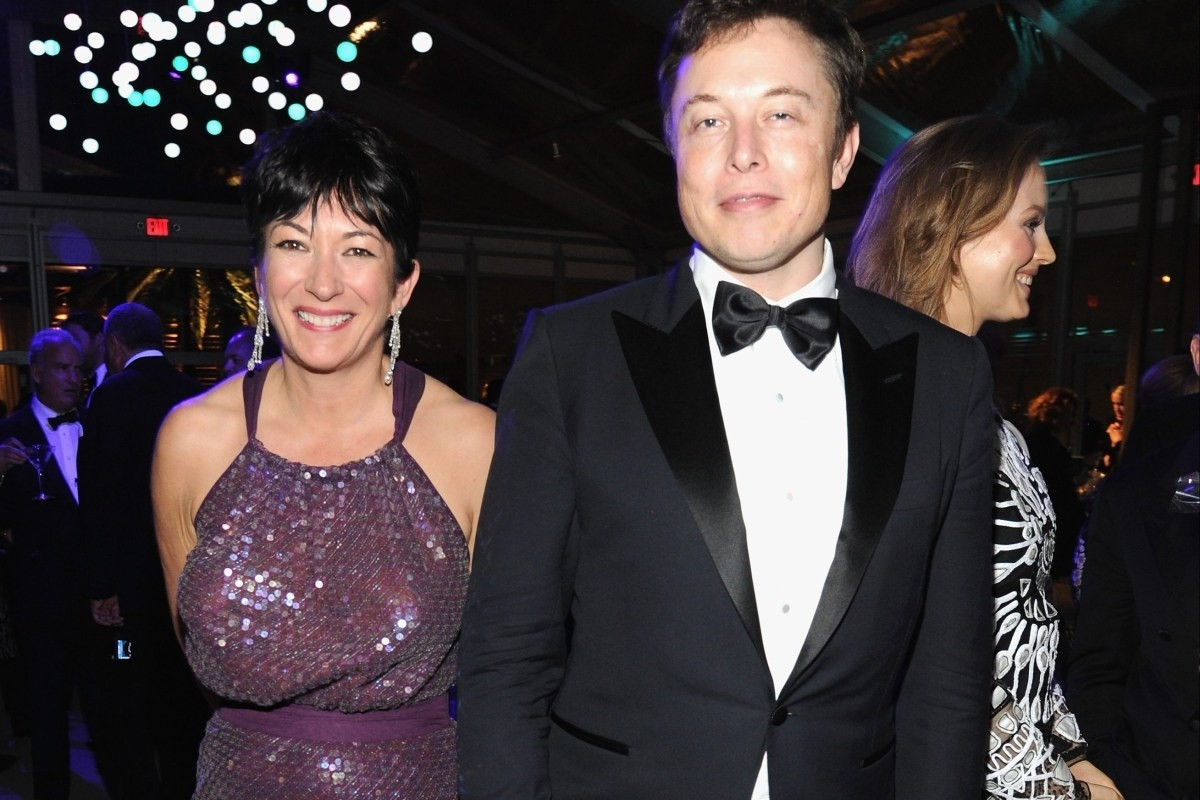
[178,361,468,798]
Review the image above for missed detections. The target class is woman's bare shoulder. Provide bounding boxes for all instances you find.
[158,375,249,471]
[416,376,495,445]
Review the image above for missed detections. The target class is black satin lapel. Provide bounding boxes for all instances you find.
[613,302,764,659]
[787,319,917,685]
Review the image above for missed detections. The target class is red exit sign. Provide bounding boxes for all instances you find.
[145,217,170,237]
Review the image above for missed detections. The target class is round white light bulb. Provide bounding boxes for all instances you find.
[184,41,202,57]
[177,5,196,23]
[170,113,188,130]
[63,13,83,31]
[307,0,328,11]
[73,45,93,64]
[412,31,432,53]
[304,93,324,111]
[83,138,99,154]
[120,10,139,28]
[251,75,269,93]
[199,78,217,96]
[328,4,351,27]
[275,26,295,46]
[215,92,232,109]
[49,114,68,131]
[242,3,263,25]
[87,32,105,49]
[165,142,181,158]
[79,71,99,89]
[340,71,360,91]
[239,128,257,145]
[267,91,286,110]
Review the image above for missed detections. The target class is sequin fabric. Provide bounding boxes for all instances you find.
[178,362,468,798]
[986,415,1089,799]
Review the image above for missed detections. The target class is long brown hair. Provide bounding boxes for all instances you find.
[845,114,1048,322]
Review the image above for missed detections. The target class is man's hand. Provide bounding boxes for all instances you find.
[0,437,28,477]
[91,595,124,626]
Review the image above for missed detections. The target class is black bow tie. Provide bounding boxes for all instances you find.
[712,281,839,370]
[48,409,80,430]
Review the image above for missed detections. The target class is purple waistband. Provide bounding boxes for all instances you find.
[218,694,451,743]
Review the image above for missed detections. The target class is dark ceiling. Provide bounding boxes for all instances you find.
[1,0,1197,262]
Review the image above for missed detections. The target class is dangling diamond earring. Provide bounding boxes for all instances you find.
[383,309,402,386]
[248,301,270,371]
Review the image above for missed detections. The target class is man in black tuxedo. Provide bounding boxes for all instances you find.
[78,302,209,800]
[456,2,995,798]
[0,327,97,799]
[1068,426,1199,800]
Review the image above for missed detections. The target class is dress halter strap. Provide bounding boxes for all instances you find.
[241,360,272,440]
[241,359,425,443]
[391,361,425,442]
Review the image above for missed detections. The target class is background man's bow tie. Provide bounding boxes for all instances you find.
[48,409,80,430]
[711,281,839,369]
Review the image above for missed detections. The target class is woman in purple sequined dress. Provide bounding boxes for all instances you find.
[152,112,494,798]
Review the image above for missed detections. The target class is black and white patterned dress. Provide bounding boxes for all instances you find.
[987,415,1090,799]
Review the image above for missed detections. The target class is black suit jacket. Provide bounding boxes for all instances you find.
[1068,432,1199,800]
[0,406,81,574]
[458,266,996,799]
[78,355,203,643]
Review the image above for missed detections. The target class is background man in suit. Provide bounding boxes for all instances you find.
[456,1,995,798]
[0,328,99,800]
[63,310,107,406]
[1068,407,1198,795]
[79,302,209,800]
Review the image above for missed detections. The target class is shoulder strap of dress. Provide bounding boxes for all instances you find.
[392,361,425,442]
[242,360,272,439]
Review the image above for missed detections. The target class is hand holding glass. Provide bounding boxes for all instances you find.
[26,443,54,500]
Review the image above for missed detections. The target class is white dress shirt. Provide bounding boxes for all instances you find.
[691,243,849,800]
[31,395,83,504]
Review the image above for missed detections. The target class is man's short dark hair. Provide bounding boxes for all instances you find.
[104,302,164,352]
[657,0,865,149]
[64,309,105,337]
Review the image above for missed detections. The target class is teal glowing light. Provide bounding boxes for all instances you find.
[336,41,357,63]
[91,87,110,104]
[128,91,144,107]
[44,39,61,56]
[287,103,306,121]
[242,45,261,64]
[206,119,223,135]
[172,55,189,71]
[142,88,162,107]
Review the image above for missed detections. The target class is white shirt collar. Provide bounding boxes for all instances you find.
[124,349,164,368]
[690,239,838,310]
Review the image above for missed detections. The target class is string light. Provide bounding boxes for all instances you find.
[35,2,408,163]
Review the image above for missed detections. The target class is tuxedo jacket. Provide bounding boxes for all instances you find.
[78,355,203,642]
[457,265,995,800]
[0,406,86,623]
[1068,432,1199,800]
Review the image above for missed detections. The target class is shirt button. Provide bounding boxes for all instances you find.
[770,707,788,726]
[775,393,784,403]
[782,604,790,614]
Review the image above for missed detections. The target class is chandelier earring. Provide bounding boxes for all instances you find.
[248,301,270,371]
[384,309,402,386]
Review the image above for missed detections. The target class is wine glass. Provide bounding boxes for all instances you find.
[26,443,54,501]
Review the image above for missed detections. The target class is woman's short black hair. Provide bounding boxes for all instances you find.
[241,111,421,281]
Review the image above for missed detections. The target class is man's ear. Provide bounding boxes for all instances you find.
[831,123,859,191]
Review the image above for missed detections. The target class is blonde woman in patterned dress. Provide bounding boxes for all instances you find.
[152,112,493,798]
[846,114,1121,800]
